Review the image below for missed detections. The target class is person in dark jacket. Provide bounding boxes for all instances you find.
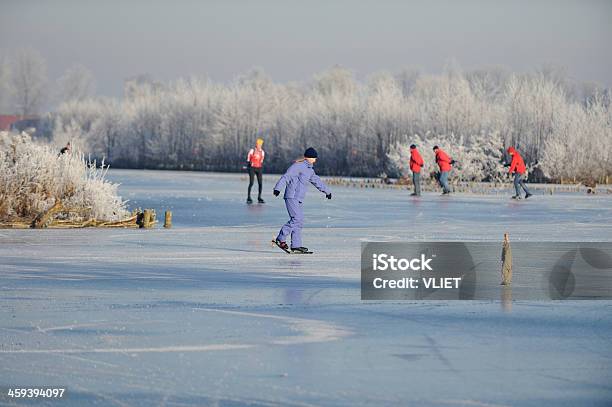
[409,144,424,196]
[273,147,331,253]
[507,147,532,199]
[59,142,71,155]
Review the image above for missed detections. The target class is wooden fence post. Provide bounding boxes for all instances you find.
[164,211,172,228]
[501,232,512,285]
[141,209,152,229]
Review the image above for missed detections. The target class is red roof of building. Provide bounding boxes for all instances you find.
[0,115,22,131]
[0,115,41,131]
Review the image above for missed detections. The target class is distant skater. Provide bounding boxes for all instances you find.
[272,147,332,254]
[433,145,454,194]
[409,144,424,196]
[507,147,532,199]
[59,142,71,156]
[246,138,265,204]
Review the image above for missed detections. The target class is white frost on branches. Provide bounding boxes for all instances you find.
[0,131,128,222]
[387,132,506,183]
[48,65,611,181]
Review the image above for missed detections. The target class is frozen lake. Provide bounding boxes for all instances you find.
[1,169,611,406]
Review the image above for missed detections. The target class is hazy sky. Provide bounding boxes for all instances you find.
[1,0,611,98]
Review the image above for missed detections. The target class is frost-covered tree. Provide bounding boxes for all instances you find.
[539,95,612,183]
[0,56,13,113]
[11,48,48,116]
[387,132,505,183]
[56,65,96,103]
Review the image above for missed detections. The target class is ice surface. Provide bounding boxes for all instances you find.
[1,170,611,406]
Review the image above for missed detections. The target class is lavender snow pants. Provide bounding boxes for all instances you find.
[276,198,304,248]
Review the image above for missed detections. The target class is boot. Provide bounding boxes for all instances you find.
[275,239,289,251]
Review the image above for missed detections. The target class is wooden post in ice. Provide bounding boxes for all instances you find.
[501,233,512,285]
[164,211,172,228]
[142,209,153,229]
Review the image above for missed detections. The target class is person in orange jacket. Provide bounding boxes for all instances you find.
[246,138,266,204]
[507,147,532,199]
[409,144,424,196]
[433,146,454,194]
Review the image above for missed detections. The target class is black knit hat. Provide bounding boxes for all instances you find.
[433,145,439,150]
[304,147,318,158]
[410,144,416,149]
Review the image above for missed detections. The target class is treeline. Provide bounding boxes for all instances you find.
[51,66,611,181]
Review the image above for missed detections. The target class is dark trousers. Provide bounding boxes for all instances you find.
[248,166,263,199]
[412,172,421,195]
[438,171,450,193]
[513,173,530,197]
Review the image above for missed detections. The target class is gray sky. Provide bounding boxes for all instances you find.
[1,0,611,98]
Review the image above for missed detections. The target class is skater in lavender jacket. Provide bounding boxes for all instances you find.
[273,147,332,253]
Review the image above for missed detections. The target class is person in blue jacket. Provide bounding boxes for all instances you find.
[273,147,332,253]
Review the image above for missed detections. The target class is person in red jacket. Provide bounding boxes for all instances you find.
[409,144,424,196]
[507,147,532,199]
[433,146,453,194]
[246,138,266,204]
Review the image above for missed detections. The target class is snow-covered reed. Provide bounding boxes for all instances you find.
[0,130,128,222]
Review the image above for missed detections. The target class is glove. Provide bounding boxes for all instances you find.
[326,193,332,200]
[273,190,280,197]
[450,160,456,165]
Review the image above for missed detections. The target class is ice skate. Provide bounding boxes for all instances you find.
[272,239,291,254]
[291,246,313,254]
